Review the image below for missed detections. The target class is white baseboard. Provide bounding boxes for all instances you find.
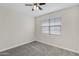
[37,40,79,54]
[0,40,34,52]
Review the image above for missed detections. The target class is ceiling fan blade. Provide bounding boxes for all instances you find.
[39,3,46,5]
[25,4,33,6]
[39,6,42,10]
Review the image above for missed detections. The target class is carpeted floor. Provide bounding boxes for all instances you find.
[0,41,79,56]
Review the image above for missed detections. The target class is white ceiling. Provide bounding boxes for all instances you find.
[0,3,78,17]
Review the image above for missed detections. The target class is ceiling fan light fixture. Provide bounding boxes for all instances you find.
[32,4,39,11]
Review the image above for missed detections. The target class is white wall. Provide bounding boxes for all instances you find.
[35,5,79,53]
[0,6,35,51]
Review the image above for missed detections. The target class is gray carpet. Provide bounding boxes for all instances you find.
[0,41,79,56]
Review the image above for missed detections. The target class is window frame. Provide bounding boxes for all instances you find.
[41,17,61,35]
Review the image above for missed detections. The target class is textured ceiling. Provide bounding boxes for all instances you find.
[0,3,78,17]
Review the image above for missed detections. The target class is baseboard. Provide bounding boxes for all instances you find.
[37,40,79,54]
[0,40,34,52]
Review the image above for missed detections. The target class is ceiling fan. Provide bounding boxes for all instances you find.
[25,3,46,11]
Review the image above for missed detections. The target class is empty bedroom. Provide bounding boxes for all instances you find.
[0,3,79,56]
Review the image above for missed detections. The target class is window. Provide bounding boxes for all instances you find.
[41,19,49,34]
[41,17,61,35]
